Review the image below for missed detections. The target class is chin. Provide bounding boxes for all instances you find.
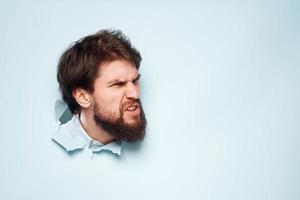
[124,118,140,126]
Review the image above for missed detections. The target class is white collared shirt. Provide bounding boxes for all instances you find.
[52,115,122,158]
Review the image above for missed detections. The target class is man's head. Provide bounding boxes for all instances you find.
[57,29,146,142]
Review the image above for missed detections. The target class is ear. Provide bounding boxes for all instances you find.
[72,88,92,109]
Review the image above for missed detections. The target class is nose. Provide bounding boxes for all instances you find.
[125,82,140,99]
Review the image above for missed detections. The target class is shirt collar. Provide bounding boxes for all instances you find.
[52,114,122,156]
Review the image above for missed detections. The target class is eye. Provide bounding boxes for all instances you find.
[112,82,125,87]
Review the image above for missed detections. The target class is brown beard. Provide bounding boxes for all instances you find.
[93,99,147,143]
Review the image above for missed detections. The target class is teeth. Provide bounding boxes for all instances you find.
[126,106,137,111]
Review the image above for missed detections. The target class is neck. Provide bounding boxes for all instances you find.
[78,109,116,145]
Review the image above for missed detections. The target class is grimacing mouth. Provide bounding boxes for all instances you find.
[124,102,139,111]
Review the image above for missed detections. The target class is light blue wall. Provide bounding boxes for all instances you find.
[1,1,299,199]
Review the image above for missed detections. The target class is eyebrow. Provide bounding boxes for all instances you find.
[133,74,141,82]
[108,74,141,86]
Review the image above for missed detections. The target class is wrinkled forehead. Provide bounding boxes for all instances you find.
[97,59,139,82]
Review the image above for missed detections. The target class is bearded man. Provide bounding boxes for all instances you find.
[52,29,147,157]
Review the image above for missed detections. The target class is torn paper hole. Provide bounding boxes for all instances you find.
[55,100,73,124]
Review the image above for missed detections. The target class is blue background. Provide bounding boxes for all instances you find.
[1,0,300,199]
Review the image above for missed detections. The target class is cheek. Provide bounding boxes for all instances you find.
[94,89,124,111]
